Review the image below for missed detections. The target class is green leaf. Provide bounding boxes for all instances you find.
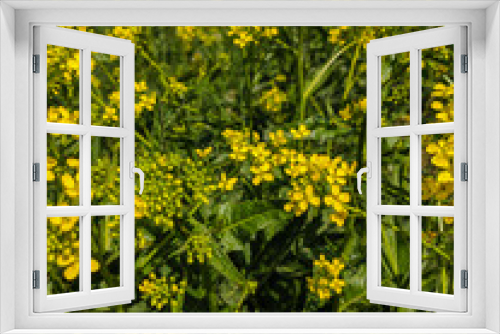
[221,230,245,252]
[209,240,246,283]
[302,40,356,103]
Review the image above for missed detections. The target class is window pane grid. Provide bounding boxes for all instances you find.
[43,47,126,293]
[375,45,457,296]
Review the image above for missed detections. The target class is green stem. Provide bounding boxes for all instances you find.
[298,27,305,122]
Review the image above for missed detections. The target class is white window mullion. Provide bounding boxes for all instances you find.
[409,47,420,295]
[373,123,454,138]
[78,46,85,297]
[82,47,92,295]
[366,48,379,299]
[412,123,454,135]
[373,205,455,217]
[121,48,135,296]
[46,123,129,138]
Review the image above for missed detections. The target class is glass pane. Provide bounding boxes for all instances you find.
[422,134,454,206]
[47,216,80,295]
[381,137,410,205]
[421,216,454,294]
[381,215,410,290]
[421,45,454,124]
[381,52,410,127]
[47,133,80,206]
[91,137,120,205]
[91,215,121,290]
[91,52,121,127]
[47,45,80,124]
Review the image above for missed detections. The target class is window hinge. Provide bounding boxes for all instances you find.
[461,54,468,73]
[33,54,40,73]
[461,270,468,289]
[461,162,468,181]
[33,163,40,182]
[33,270,40,289]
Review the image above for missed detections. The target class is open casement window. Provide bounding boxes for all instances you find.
[362,26,467,312]
[33,26,139,312]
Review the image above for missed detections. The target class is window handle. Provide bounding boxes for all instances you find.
[357,162,371,195]
[130,162,144,195]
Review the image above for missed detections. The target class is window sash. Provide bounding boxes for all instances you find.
[366,26,468,312]
[33,25,136,313]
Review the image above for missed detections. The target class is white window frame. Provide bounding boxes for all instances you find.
[365,26,467,312]
[33,25,136,313]
[0,1,499,333]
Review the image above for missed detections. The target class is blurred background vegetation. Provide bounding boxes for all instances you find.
[46,26,455,312]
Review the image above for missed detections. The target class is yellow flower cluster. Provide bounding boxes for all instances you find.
[47,217,100,282]
[227,26,279,48]
[307,255,345,300]
[109,26,143,43]
[47,157,57,182]
[47,106,79,124]
[327,27,348,45]
[187,235,213,264]
[285,183,321,215]
[222,127,356,226]
[196,147,213,158]
[139,273,187,312]
[176,27,220,48]
[47,45,80,81]
[422,134,454,204]
[90,53,121,127]
[47,142,80,207]
[219,173,238,191]
[135,228,154,250]
[103,106,119,122]
[269,130,287,147]
[62,173,79,199]
[358,29,377,47]
[135,81,157,117]
[291,124,311,139]
[136,151,217,230]
[135,196,147,220]
[284,154,354,226]
[222,129,252,161]
[338,99,367,121]
[431,83,454,123]
[168,77,188,96]
[46,38,79,122]
[260,86,287,112]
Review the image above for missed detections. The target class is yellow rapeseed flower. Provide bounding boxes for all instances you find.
[196,147,213,158]
[219,173,238,191]
[291,125,311,139]
[64,263,79,281]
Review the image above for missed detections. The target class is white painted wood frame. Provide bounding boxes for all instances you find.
[32,26,135,313]
[366,26,467,312]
